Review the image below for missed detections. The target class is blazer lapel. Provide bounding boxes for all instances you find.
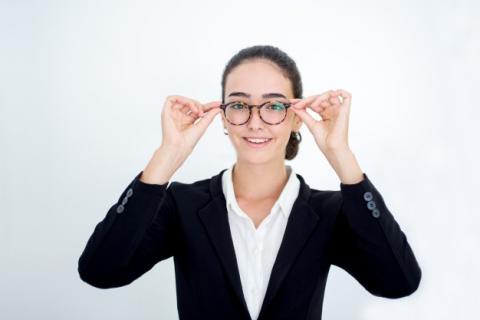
[197,169,250,317]
[257,173,319,319]
[197,168,319,320]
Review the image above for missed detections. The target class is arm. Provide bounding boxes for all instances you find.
[77,94,220,288]
[77,170,180,289]
[330,172,422,298]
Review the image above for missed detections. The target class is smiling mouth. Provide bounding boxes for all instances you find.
[243,137,273,147]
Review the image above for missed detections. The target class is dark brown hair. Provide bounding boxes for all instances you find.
[220,45,303,160]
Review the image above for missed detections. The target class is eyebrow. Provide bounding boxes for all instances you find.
[227,92,287,99]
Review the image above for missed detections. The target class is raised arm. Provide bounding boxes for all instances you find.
[77,96,222,289]
[330,172,422,298]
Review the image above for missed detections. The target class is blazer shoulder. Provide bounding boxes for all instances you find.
[167,175,216,205]
[309,187,341,201]
[307,186,343,217]
[295,173,341,209]
[168,168,227,196]
[169,176,211,192]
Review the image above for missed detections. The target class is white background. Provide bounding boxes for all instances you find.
[1,0,479,319]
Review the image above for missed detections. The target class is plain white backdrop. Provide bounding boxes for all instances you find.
[1,0,479,319]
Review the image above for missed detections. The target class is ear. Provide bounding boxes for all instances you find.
[220,112,227,127]
[292,113,303,132]
[220,112,229,132]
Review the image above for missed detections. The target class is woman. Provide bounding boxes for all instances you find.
[78,45,422,320]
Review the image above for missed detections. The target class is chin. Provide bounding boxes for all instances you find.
[237,149,282,165]
[233,136,285,163]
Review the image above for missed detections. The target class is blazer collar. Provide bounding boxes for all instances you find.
[197,168,320,320]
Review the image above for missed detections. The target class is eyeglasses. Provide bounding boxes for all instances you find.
[220,100,292,125]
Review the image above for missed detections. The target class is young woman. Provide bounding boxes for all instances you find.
[78,45,422,320]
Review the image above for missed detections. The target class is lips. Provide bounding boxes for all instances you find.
[244,137,271,142]
[243,137,273,147]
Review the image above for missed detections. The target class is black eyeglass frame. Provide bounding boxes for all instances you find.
[219,100,293,125]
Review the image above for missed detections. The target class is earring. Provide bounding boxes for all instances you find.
[293,131,302,142]
[223,127,228,135]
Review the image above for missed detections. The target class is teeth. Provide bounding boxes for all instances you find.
[246,138,271,144]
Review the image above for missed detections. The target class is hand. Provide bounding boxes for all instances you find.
[289,89,352,154]
[160,95,222,155]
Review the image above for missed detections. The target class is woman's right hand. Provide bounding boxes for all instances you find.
[160,95,222,156]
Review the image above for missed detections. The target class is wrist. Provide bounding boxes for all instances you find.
[325,148,364,184]
[140,146,186,185]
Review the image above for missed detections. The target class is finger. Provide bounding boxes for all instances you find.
[335,89,352,104]
[291,95,318,110]
[190,99,222,116]
[174,103,199,122]
[293,91,335,110]
[193,106,222,132]
[335,89,352,121]
[329,96,341,105]
[320,100,331,108]
[319,111,330,121]
[179,104,193,114]
[170,96,202,116]
[202,100,223,112]
[185,109,198,118]
[310,95,331,113]
[169,96,190,110]
[177,110,198,125]
[185,100,203,116]
[291,107,317,131]
[319,107,334,121]
[288,98,303,104]
[189,100,204,117]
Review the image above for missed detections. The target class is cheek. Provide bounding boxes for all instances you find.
[272,127,292,146]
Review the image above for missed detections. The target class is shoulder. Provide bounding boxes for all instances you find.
[168,170,224,202]
[169,177,211,194]
[294,172,342,211]
[307,186,343,216]
[167,172,223,207]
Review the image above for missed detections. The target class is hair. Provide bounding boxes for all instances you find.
[220,45,303,160]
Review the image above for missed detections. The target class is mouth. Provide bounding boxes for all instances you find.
[243,137,273,148]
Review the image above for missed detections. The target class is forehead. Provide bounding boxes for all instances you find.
[225,60,293,98]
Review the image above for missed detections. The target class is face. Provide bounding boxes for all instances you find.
[222,59,303,164]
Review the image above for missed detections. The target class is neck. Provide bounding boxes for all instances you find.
[232,159,289,202]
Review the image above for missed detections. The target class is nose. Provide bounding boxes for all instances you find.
[246,106,265,129]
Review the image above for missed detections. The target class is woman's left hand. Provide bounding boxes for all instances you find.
[289,89,352,154]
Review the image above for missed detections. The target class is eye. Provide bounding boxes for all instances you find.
[267,101,287,111]
[228,102,247,110]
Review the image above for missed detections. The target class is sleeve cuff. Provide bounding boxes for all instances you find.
[131,171,170,195]
[339,172,384,219]
[340,173,369,191]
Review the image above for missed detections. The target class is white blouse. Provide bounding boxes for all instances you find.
[221,163,301,320]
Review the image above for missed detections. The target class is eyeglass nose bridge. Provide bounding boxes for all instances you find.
[246,102,270,120]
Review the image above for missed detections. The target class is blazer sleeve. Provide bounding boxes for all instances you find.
[329,172,422,298]
[77,170,181,289]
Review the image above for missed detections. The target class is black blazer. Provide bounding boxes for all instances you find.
[78,169,422,320]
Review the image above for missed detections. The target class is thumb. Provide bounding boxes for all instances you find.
[194,107,222,133]
[202,101,222,112]
[292,107,317,132]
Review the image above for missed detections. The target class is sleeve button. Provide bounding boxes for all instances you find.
[366,200,376,210]
[371,209,380,218]
[126,188,133,197]
[121,197,128,205]
[363,191,373,201]
[116,205,125,214]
